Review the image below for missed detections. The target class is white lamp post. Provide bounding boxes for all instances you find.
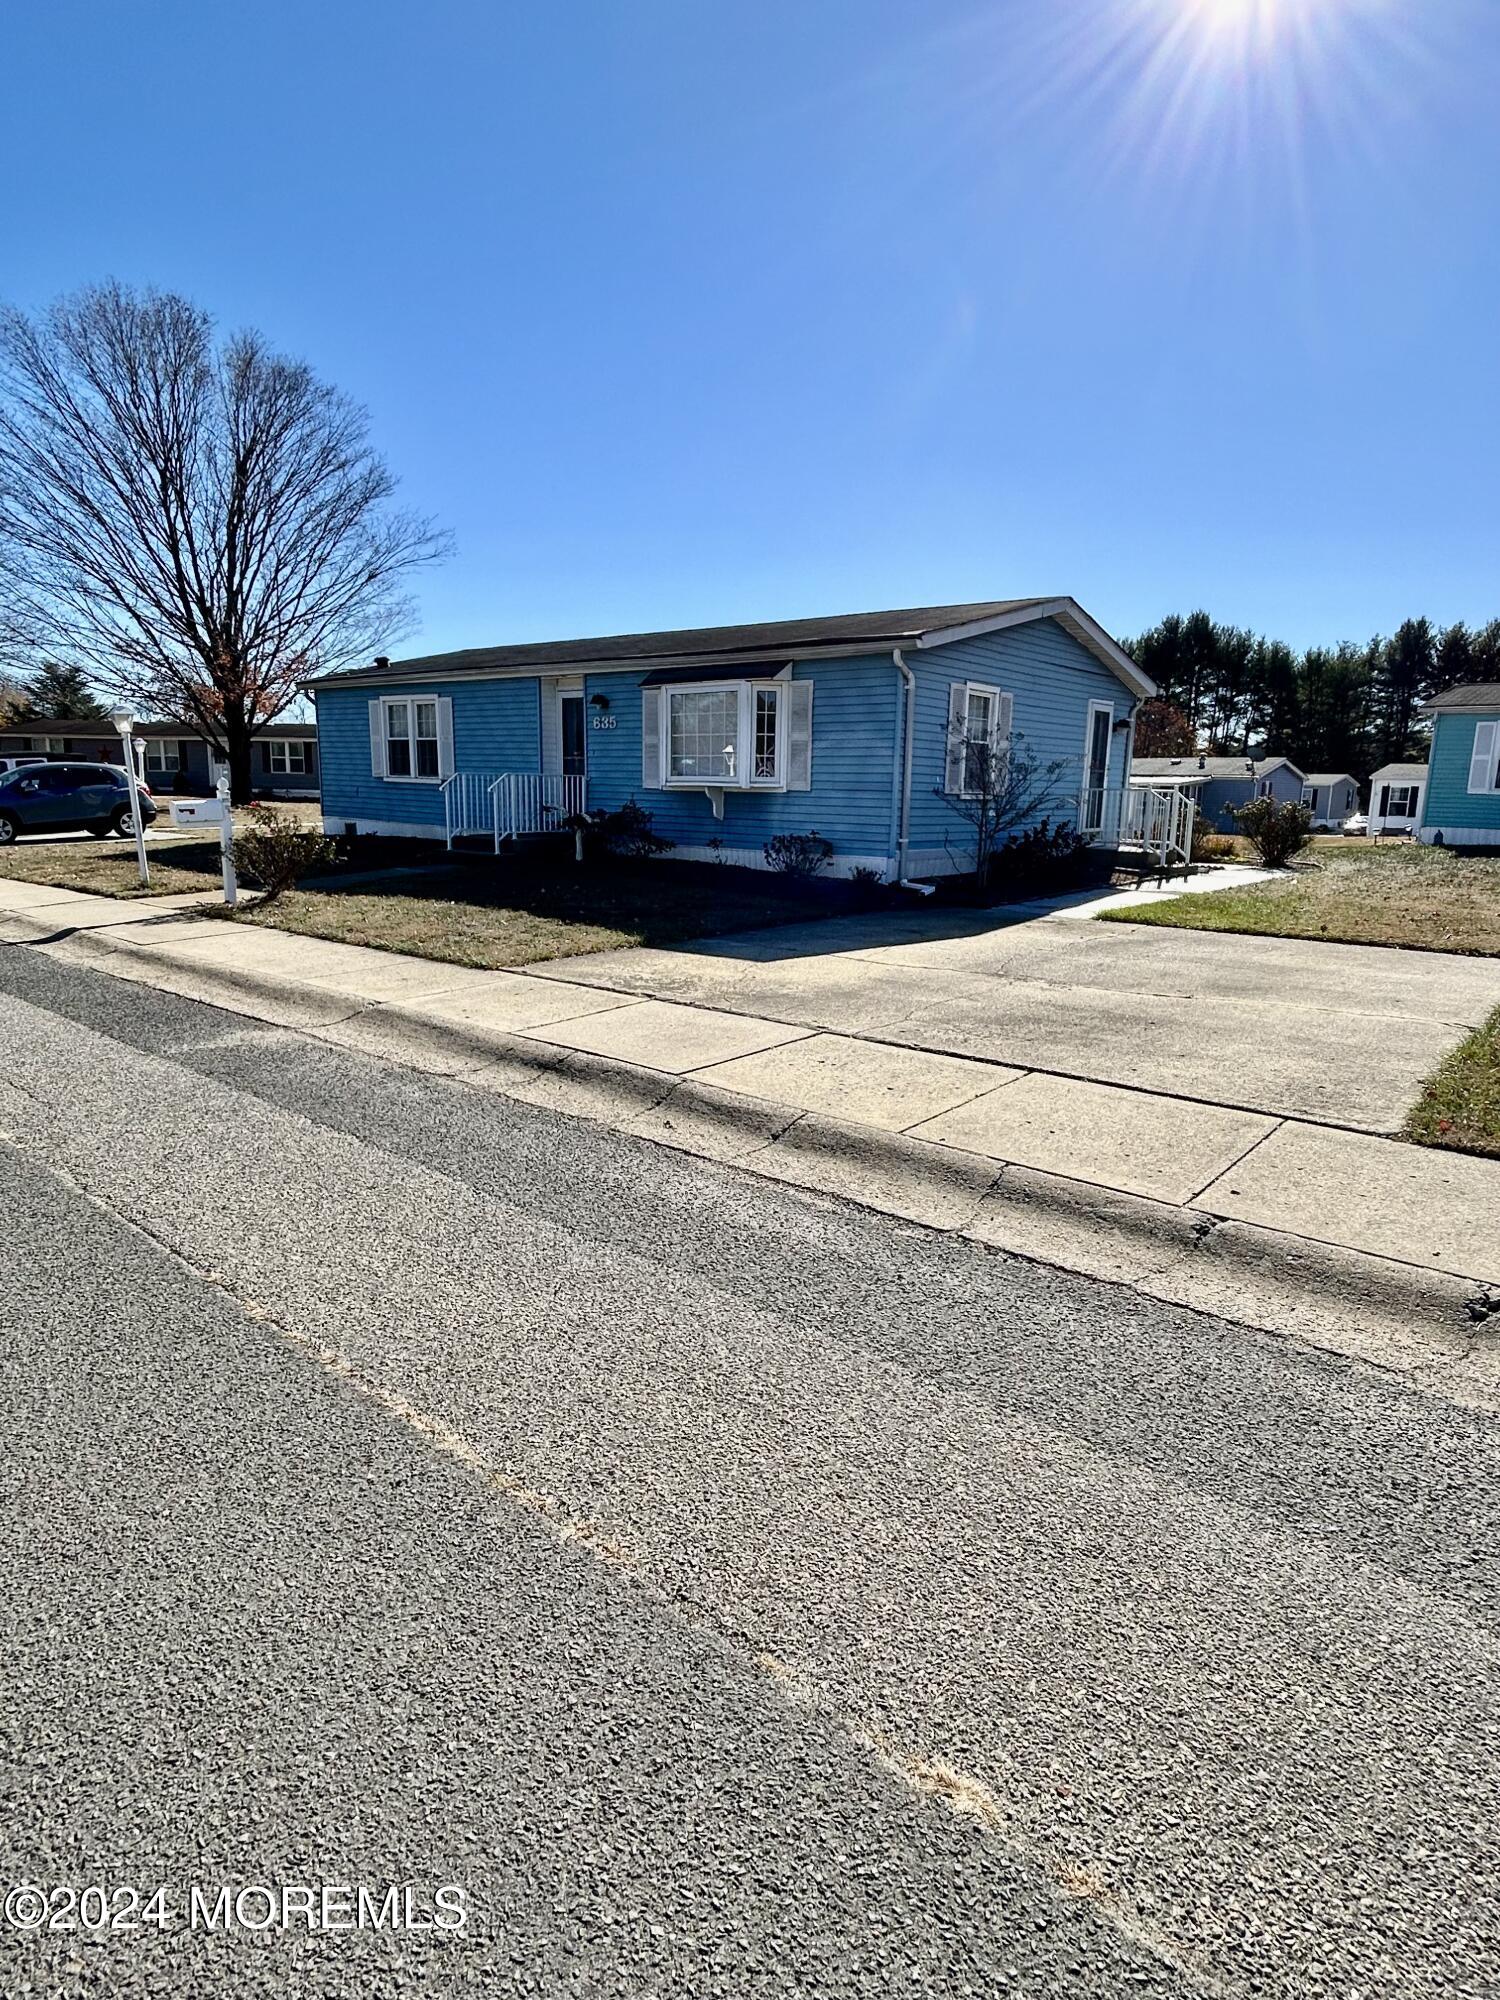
[110,709,150,888]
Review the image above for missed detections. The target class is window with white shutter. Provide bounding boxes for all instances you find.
[649,678,803,790]
[1467,720,1499,795]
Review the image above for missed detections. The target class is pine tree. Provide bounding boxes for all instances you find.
[1434,623,1475,692]
[1471,620,1500,677]
[1369,619,1436,766]
[18,659,106,719]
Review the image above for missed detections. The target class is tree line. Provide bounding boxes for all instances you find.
[1124,611,1500,778]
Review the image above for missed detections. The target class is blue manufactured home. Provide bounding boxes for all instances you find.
[1128,754,1306,833]
[1416,684,1500,847]
[308,597,1163,881]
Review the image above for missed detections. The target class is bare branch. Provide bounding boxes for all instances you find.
[0,282,450,798]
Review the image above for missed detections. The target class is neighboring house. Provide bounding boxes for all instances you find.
[1415,684,1500,847]
[1129,754,1306,832]
[306,597,1160,880]
[1367,761,1428,838]
[1300,773,1360,829]
[0,718,319,799]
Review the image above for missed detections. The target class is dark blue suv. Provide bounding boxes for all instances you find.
[0,761,158,844]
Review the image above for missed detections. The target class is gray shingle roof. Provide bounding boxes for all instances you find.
[1422,683,1500,714]
[1369,762,1428,783]
[0,716,314,740]
[1301,773,1357,787]
[1131,755,1302,782]
[308,599,1062,689]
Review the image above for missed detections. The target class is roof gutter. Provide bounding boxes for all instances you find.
[891,649,932,893]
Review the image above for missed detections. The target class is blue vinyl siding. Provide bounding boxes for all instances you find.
[314,614,1146,875]
[1193,765,1303,831]
[316,680,541,830]
[591,656,899,866]
[1423,711,1500,834]
[904,620,1132,865]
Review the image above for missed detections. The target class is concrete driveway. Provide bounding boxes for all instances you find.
[535,906,1500,1132]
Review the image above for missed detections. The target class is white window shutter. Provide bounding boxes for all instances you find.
[1468,720,1498,794]
[436,696,455,779]
[995,690,1014,787]
[944,682,967,794]
[642,687,663,788]
[368,699,385,777]
[785,681,813,791]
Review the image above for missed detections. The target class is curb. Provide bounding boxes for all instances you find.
[23,914,1500,1410]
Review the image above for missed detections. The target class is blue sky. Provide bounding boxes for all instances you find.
[3,0,1496,655]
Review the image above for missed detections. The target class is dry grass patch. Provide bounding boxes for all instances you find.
[0,834,223,898]
[233,856,874,969]
[1102,844,1500,957]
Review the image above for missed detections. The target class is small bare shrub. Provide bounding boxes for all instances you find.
[764,831,833,877]
[231,806,342,902]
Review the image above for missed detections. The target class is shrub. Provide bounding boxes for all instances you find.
[849,864,885,886]
[1233,796,1312,868]
[763,831,833,877]
[983,818,1090,898]
[1191,823,1237,863]
[595,798,673,858]
[231,806,342,902]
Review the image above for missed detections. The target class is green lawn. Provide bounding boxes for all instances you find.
[1101,843,1500,957]
[1407,1004,1500,1160]
[233,855,878,969]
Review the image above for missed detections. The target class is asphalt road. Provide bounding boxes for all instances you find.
[0,942,1496,1999]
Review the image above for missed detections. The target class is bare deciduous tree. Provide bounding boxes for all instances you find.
[938,724,1074,887]
[0,282,449,801]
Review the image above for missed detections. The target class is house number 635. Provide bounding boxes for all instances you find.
[590,714,618,730]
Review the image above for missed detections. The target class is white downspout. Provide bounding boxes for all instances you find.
[891,647,933,893]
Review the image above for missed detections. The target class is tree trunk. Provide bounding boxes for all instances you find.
[223,709,255,807]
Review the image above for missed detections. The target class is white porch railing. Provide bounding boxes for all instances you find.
[442,771,588,851]
[442,772,496,847]
[1079,784,1196,867]
[492,772,587,844]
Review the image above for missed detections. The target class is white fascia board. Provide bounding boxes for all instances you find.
[308,654,825,694]
[913,598,1157,701]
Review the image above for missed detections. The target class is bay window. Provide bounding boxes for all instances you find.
[664,681,785,788]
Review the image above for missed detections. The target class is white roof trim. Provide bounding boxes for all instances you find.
[915,597,1156,701]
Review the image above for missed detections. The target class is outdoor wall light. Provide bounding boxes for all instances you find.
[590,693,610,710]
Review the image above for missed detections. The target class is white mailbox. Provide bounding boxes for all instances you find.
[168,798,230,828]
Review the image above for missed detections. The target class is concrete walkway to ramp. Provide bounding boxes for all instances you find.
[530,890,1500,1133]
[5,873,1499,1407]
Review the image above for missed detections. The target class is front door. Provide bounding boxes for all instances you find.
[1083,704,1113,833]
[560,692,586,778]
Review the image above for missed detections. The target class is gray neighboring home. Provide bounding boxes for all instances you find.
[1130,753,1306,832]
[1299,773,1360,829]
[0,717,319,800]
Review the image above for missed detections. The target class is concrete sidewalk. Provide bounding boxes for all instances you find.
[4,877,1497,1406]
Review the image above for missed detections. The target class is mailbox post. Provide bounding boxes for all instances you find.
[216,777,237,906]
[167,782,237,906]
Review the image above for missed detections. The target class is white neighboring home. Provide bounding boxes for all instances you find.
[1366,762,1428,838]
[1299,773,1360,830]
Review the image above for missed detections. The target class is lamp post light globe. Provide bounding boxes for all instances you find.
[110,709,151,887]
